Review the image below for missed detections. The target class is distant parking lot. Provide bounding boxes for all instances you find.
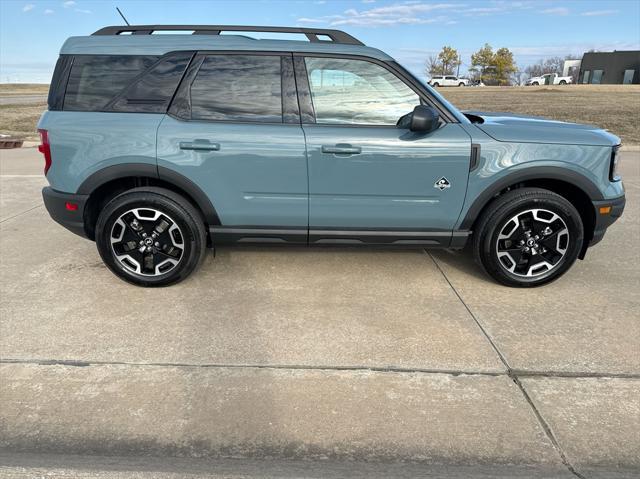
[1,148,638,477]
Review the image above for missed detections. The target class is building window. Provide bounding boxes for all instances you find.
[623,69,635,84]
[591,70,604,84]
[582,70,590,84]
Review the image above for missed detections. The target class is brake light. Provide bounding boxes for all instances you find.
[38,129,52,175]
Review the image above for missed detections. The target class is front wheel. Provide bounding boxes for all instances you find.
[95,187,207,287]
[472,188,584,287]
[432,82,439,87]
[458,82,465,87]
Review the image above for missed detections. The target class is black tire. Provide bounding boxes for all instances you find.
[532,81,539,86]
[559,80,567,85]
[472,188,584,287]
[96,187,207,287]
[432,82,439,87]
[458,82,465,87]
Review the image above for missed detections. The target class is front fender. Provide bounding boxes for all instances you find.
[456,141,613,230]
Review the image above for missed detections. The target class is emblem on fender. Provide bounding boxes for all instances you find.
[434,177,451,190]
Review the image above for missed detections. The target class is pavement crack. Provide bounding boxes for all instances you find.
[426,250,587,479]
[0,358,505,376]
[0,204,42,224]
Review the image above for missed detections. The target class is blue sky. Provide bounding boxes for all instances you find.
[1,0,639,82]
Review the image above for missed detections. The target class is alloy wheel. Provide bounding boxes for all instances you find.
[495,208,570,278]
[110,208,185,276]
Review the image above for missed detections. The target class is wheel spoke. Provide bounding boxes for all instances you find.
[495,207,570,279]
[110,208,184,277]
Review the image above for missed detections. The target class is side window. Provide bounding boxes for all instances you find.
[582,70,590,84]
[64,55,159,111]
[109,52,193,113]
[190,55,282,123]
[445,76,456,80]
[304,57,420,126]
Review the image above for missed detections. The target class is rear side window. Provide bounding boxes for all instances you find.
[108,52,194,113]
[190,55,282,123]
[64,55,158,111]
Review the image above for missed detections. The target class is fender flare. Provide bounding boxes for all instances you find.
[459,166,603,230]
[77,163,221,225]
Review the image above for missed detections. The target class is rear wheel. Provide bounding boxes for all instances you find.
[473,188,584,287]
[559,80,567,85]
[458,82,465,87]
[96,187,207,287]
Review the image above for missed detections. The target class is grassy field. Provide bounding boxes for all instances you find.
[439,84,640,145]
[0,83,639,144]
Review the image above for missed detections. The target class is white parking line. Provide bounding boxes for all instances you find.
[0,175,44,178]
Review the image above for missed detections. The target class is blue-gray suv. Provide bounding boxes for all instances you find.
[39,25,625,287]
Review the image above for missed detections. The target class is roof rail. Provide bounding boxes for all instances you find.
[92,25,364,46]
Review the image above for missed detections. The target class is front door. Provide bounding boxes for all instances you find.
[157,53,308,242]
[297,56,471,245]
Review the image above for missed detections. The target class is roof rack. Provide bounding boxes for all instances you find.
[92,25,364,46]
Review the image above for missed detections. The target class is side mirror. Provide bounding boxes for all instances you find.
[410,105,440,133]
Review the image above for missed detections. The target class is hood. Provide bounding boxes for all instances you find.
[464,111,620,147]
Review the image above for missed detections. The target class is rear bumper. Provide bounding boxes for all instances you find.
[42,187,89,239]
[590,194,626,246]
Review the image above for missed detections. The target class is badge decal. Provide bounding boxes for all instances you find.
[434,177,451,190]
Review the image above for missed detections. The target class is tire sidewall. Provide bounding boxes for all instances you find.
[480,195,584,287]
[96,192,204,287]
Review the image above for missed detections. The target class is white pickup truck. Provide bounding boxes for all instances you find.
[427,75,470,87]
[525,73,572,86]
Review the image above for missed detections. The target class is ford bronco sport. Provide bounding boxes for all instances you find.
[39,25,625,287]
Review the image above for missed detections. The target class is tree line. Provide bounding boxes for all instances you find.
[426,44,516,85]
[426,45,580,85]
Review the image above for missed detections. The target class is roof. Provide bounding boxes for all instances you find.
[59,34,394,61]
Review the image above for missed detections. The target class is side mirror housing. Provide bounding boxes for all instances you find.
[410,105,440,133]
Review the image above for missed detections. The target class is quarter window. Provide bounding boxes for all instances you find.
[64,55,159,111]
[304,57,420,125]
[623,69,635,84]
[190,55,283,123]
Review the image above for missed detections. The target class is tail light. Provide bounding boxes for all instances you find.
[38,129,52,175]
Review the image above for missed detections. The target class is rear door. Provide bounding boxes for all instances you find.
[295,55,471,246]
[157,53,308,242]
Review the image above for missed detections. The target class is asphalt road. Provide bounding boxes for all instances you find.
[1,148,638,478]
[0,94,47,106]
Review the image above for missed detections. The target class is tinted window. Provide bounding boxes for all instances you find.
[190,55,282,122]
[109,52,193,113]
[623,69,635,84]
[305,57,420,125]
[64,55,158,111]
[591,70,604,84]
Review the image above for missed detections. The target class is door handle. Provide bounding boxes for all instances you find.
[179,140,220,151]
[321,144,362,155]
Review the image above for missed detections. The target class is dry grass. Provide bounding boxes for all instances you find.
[0,103,47,140]
[0,83,639,144]
[0,84,49,96]
[439,84,640,145]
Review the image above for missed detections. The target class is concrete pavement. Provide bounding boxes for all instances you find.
[1,148,638,478]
